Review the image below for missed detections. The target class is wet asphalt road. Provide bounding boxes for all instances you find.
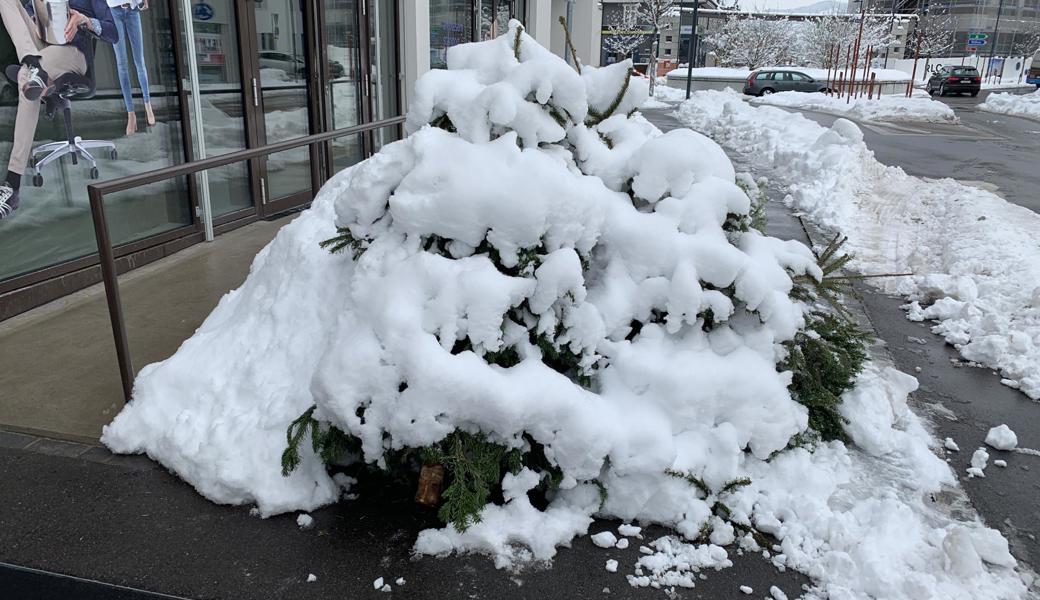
[794,89,1040,214]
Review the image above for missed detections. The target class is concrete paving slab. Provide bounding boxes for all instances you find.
[0,215,293,442]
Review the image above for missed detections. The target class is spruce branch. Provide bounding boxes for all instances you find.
[320,227,367,259]
[558,16,583,73]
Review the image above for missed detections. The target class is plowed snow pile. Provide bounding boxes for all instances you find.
[103,26,1028,599]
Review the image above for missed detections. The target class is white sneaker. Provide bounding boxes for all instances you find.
[0,184,20,220]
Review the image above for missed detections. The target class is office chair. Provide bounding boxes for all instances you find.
[4,40,117,187]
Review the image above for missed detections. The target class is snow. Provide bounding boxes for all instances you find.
[752,91,959,124]
[677,88,1040,401]
[306,573,316,583]
[642,83,688,109]
[605,559,619,572]
[968,448,990,477]
[985,425,1019,451]
[740,585,753,594]
[944,437,960,452]
[592,531,619,549]
[99,23,1029,600]
[979,91,1040,121]
[296,513,314,530]
[617,524,642,538]
[615,538,630,549]
[994,459,1008,468]
[770,585,789,600]
[395,577,406,585]
[677,89,1029,599]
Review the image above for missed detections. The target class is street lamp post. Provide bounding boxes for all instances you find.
[684,0,700,99]
[986,0,1006,80]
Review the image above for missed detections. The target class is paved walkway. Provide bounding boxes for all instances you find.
[0,216,290,442]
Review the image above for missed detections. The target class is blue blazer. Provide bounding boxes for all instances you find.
[24,0,118,67]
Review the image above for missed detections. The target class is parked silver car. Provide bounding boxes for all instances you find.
[743,69,831,96]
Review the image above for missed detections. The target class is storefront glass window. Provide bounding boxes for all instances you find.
[325,0,363,172]
[430,0,473,69]
[0,0,190,283]
[179,0,252,219]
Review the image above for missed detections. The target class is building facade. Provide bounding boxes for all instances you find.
[0,0,599,320]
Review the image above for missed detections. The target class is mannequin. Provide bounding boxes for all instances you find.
[107,0,153,135]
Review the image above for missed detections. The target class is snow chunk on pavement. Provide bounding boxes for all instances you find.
[615,538,629,549]
[605,559,619,572]
[592,531,619,549]
[944,438,960,452]
[968,448,990,477]
[627,536,731,589]
[739,585,753,594]
[306,573,316,583]
[979,90,1040,121]
[617,524,642,538]
[994,459,1007,468]
[985,425,1018,451]
[373,577,383,590]
[770,585,788,600]
[395,577,406,586]
[296,513,314,530]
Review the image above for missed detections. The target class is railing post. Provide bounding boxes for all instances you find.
[88,185,135,404]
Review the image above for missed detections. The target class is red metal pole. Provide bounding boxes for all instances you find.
[848,10,866,104]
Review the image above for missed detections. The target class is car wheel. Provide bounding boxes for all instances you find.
[760,88,775,96]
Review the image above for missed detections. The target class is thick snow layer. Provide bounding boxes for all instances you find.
[101,24,1028,600]
[104,19,814,558]
[978,91,1040,121]
[752,91,959,124]
[678,88,1040,401]
[985,425,1018,451]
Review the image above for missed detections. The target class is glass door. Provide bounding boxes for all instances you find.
[243,0,320,215]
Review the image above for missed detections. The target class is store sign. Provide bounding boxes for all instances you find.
[193,2,214,21]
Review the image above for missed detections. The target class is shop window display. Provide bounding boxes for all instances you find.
[0,0,189,282]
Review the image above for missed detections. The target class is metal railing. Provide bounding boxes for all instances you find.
[87,115,407,403]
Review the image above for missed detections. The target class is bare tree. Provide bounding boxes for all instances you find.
[907,8,955,58]
[637,0,677,95]
[797,14,893,68]
[603,5,649,61]
[707,17,798,70]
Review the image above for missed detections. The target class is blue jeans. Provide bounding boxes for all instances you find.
[110,6,150,113]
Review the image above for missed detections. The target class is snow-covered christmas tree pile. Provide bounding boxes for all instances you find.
[100,23,1011,589]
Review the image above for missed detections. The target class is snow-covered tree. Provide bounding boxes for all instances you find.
[796,14,893,68]
[103,21,874,568]
[708,17,799,69]
[907,9,955,58]
[1009,20,1040,60]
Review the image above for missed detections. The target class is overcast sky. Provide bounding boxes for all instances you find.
[739,0,846,13]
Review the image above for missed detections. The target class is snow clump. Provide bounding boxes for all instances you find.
[985,425,1018,451]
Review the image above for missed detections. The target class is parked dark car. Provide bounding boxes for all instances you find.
[927,66,982,97]
[743,69,831,96]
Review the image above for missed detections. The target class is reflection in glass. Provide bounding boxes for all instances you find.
[180,0,252,218]
[370,0,400,150]
[430,0,473,69]
[256,0,312,200]
[324,0,361,172]
[0,0,189,282]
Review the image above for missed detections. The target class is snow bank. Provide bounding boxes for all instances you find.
[679,89,1040,401]
[752,91,959,124]
[979,90,1040,121]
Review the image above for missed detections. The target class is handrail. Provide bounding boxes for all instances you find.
[87,116,407,403]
